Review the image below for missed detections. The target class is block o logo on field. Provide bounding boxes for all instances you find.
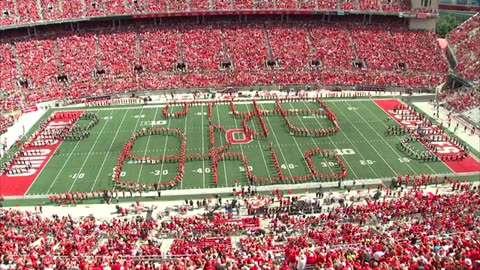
[226,129,252,144]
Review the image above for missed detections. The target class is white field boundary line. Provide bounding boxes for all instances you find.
[360,100,437,174]
[64,98,387,112]
[241,104,272,181]
[90,109,131,192]
[328,101,399,176]
[135,107,159,185]
[158,111,174,188]
[285,102,336,177]
[300,100,378,179]
[287,103,336,176]
[118,107,146,187]
[66,110,117,192]
[27,112,85,195]
[201,105,207,188]
[256,103,295,177]
[215,105,230,187]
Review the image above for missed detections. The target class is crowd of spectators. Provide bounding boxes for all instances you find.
[0,0,429,27]
[439,86,480,113]
[447,13,480,82]
[1,179,479,269]
[0,20,449,112]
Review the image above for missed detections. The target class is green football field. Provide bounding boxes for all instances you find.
[26,99,455,195]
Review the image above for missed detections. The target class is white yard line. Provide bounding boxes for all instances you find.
[257,103,295,177]
[90,109,131,192]
[291,102,351,178]
[135,107,159,184]
[358,100,437,174]
[215,104,230,187]
[158,111,174,188]
[200,104,206,188]
[328,101,400,175]
[66,110,117,192]
[180,107,189,189]
[242,104,272,180]
[34,115,86,195]
[300,101,378,178]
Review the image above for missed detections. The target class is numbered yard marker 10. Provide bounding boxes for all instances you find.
[71,173,84,179]
[281,164,296,169]
[333,149,355,155]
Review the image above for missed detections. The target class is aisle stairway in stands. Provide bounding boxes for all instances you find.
[135,31,141,65]
[35,0,44,21]
[349,34,360,60]
[11,43,25,79]
[263,24,275,66]
[54,40,63,74]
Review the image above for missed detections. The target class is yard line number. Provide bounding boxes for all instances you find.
[194,168,211,173]
[281,164,297,169]
[140,120,167,126]
[70,173,85,179]
[359,160,376,165]
[332,149,355,155]
[153,170,169,176]
[320,161,337,167]
[239,166,253,172]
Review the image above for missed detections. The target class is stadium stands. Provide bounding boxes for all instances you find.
[0,184,479,268]
[439,86,480,113]
[0,20,449,111]
[0,0,430,28]
[447,12,480,82]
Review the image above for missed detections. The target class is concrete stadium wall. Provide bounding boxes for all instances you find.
[409,18,437,30]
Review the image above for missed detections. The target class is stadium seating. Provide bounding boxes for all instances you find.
[447,13,480,82]
[0,21,450,111]
[0,184,479,268]
[0,0,422,28]
[439,86,480,113]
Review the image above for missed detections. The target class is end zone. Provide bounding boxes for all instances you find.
[0,111,83,196]
[374,99,480,174]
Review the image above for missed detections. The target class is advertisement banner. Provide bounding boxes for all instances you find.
[21,106,38,114]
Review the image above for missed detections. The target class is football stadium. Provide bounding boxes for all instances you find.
[0,1,479,269]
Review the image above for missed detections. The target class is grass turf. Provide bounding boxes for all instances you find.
[26,99,456,195]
